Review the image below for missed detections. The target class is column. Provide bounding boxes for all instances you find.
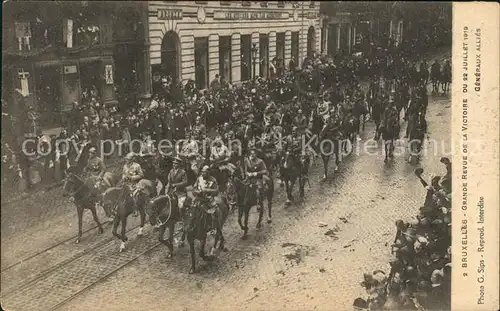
[284,31,292,70]
[322,26,328,54]
[269,31,276,65]
[181,35,195,83]
[348,24,352,54]
[231,33,241,84]
[353,24,357,47]
[208,34,219,83]
[138,3,152,105]
[101,56,118,105]
[137,44,152,105]
[336,24,341,50]
[251,32,260,78]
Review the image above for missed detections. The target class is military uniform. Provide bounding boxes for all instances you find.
[194,175,219,212]
[86,156,106,176]
[244,156,269,195]
[122,162,144,190]
[167,166,188,210]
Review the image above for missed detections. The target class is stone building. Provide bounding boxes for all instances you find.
[2,1,151,129]
[148,1,322,90]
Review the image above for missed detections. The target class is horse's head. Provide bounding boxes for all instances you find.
[62,172,83,198]
[145,195,171,226]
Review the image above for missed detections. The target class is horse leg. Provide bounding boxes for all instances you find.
[137,205,145,237]
[267,189,273,224]
[200,236,213,261]
[112,215,121,240]
[334,140,340,171]
[188,236,197,274]
[256,197,264,229]
[90,206,104,234]
[299,175,305,198]
[75,206,84,244]
[322,155,329,180]
[119,217,128,252]
[162,222,175,258]
[284,179,292,205]
[241,206,250,240]
[384,141,389,163]
[238,204,245,231]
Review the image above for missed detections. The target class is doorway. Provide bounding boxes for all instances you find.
[35,65,62,127]
[161,31,181,81]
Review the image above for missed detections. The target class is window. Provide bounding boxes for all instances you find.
[275,32,285,75]
[240,35,251,81]
[195,37,209,89]
[15,22,32,51]
[195,1,208,4]
[291,32,299,65]
[259,34,269,78]
[219,36,232,83]
[277,1,285,8]
[241,1,251,6]
[260,1,268,7]
[73,8,100,47]
[309,1,315,8]
[220,1,231,5]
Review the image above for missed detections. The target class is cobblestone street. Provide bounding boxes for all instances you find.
[1,73,451,310]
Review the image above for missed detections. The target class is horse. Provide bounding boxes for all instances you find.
[280,150,309,204]
[371,96,385,140]
[407,112,427,164]
[145,192,189,259]
[440,64,451,94]
[107,179,155,252]
[381,115,400,163]
[315,121,342,180]
[238,177,274,239]
[184,192,230,273]
[62,172,104,244]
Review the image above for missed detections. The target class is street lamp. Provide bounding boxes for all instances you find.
[251,43,258,79]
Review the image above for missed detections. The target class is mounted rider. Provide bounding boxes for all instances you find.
[244,146,270,199]
[192,165,219,233]
[317,92,332,122]
[165,156,188,217]
[180,132,202,176]
[210,136,236,175]
[380,95,400,139]
[121,152,144,191]
[84,147,111,188]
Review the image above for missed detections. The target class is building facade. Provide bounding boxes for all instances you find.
[2,1,151,130]
[148,1,322,90]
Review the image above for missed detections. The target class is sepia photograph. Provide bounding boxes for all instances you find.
[1,1,494,311]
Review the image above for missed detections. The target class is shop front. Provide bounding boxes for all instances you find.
[2,1,151,131]
[148,1,321,88]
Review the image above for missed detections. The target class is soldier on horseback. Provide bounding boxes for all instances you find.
[121,152,145,216]
[180,132,202,176]
[244,146,270,199]
[165,156,188,217]
[192,165,219,234]
[84,147,111,188]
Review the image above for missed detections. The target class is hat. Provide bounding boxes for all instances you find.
[125,152,135,160]
[201,165,210,173]
[89,147,97,153]
[173,156,183,164]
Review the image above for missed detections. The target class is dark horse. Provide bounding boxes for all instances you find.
[381,115,400,163]
[145,193,189,258]
[184,193,230,273]
[407,112,427,164]
[104,179,155,252]
[238,177,274,239]
[62,172,104,244]
[280,150,309,204]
